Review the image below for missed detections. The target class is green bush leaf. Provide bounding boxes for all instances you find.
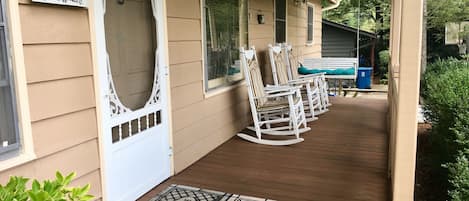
[0,171,94,201]
[423,58,469,201]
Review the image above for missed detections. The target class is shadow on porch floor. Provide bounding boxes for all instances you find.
[139,97,390,201]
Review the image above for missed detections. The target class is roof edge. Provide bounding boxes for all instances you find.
[322,19,377,38]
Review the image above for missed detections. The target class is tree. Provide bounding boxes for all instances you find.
[322,0,391,34]
[427,0,469,55]
[322,0,391,79]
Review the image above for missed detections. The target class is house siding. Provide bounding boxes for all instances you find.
[166,0,251,173]
[168,0,323,173]
[0,0,323,199]
[322,26,357,57]
[0,1,102,200]
[288,0,322,60]
[249,0,275,84]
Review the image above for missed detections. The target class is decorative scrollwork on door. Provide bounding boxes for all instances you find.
[103,0,163,143]
[104,0,161,118]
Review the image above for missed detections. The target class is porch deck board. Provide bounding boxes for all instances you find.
[139,97,389,201]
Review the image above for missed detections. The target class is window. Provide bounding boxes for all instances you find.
[0,1,20,154]
[307,4,314,44]
[275,0,286,43]
[204,0,248,90]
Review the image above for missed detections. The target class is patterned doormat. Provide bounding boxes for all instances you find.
[149,184,275,201]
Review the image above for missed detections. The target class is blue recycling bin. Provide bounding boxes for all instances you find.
[356,67,372,89]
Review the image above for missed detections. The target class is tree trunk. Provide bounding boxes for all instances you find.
[466,36,469,55]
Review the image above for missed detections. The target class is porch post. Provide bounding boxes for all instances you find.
[390,0,424,200]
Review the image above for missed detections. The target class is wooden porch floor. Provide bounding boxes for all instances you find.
[139,97,390,201]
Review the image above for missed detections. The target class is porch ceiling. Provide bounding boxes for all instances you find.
[139,97,389,201]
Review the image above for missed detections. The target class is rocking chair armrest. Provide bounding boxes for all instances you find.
[264,85,301,94]
[287,78,314,85]
[264,84,281,89]
[299,72,326,79]
[254,90,296,99]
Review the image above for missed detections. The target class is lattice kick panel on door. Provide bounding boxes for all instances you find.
[111,110,162,143]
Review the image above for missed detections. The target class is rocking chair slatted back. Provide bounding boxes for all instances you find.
[269,45,290,86]
[240,47,267,108]
[285,45,300,80]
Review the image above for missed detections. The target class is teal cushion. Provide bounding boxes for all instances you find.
[298,66,355,75]
[227,67,240,75]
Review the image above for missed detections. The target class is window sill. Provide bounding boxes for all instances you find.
[0,152,36,171]
[204,80,246,99]
[305,42,314,47]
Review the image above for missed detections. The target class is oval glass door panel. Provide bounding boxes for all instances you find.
[105,0,157,110]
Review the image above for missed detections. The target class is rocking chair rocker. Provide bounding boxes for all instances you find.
[237,47,310,146]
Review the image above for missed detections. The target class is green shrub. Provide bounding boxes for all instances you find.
[446,152,469,201]
[0,172,93,201]
[378,50,390,78]
[422,58,469,201]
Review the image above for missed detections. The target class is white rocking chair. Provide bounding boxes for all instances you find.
[237,47,310,146]
[284,44,331,113]
[268,44,322,120]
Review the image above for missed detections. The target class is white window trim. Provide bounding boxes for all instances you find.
[0,0,36,171]
[306,3,315,46]
[204,80,246,98]
[201,0,248,96]
[274,0,288,44]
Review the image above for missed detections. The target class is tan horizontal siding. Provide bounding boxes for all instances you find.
[28,76,96,122]
[34,140,99,181]
[248,0,275,84]
[167,0,200,19]
[172,85,248,131]
[0,139,99,183]
[250,0,274,11]
[170,61,203,88]
[287,0,322,59]
[19,4,90,44]
[70,169,102,199]
[171,81,204,110]
[249,25,275,39]
[168,18,201,41]
[173,100,250,154]
[250,38,275,49]
[167,0,257,173]
[32,108,98,157]
[24,43,93,83]
[0,3,102,200]
[168,41,202,64]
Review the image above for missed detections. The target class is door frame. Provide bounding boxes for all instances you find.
[88,0,174,200]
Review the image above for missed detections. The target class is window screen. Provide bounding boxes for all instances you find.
[204,0,248,90]
[275,0,286,43]
[307,5,314,43]
[0,0,20,154]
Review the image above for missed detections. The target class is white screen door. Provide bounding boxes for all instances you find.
[93,0,171,200]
